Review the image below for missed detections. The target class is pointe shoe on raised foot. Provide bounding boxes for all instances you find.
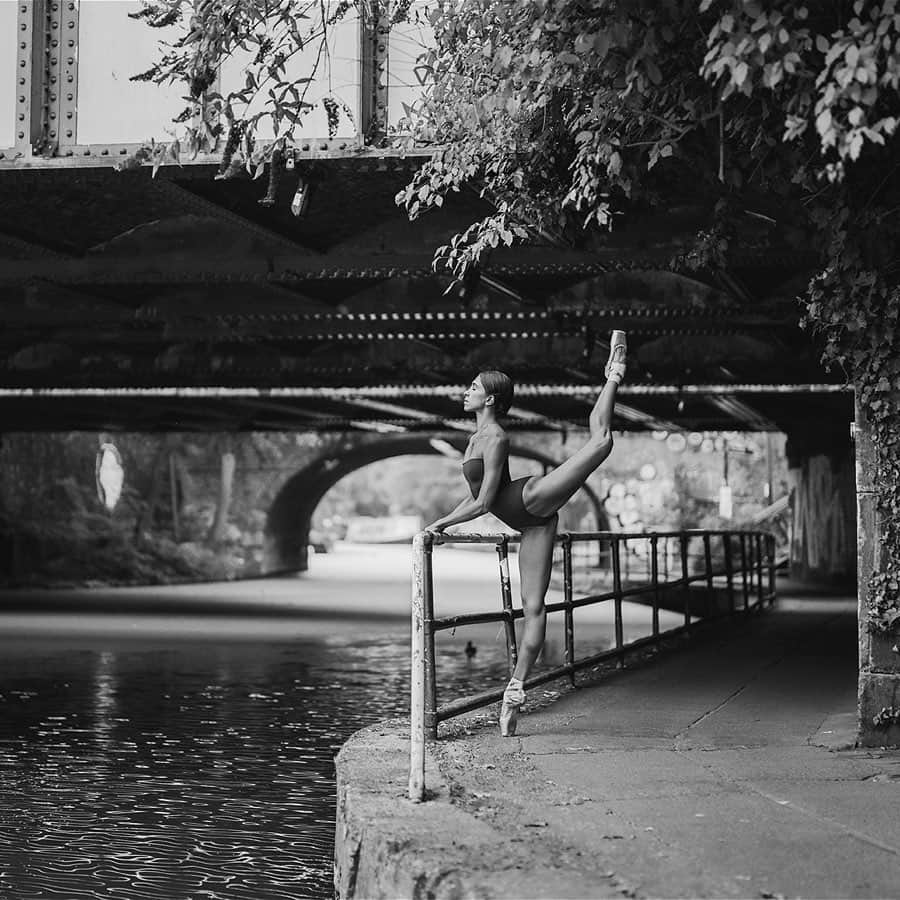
[604,329,627,384]
[499,678,525,737]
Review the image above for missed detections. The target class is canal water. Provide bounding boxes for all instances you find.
[0,544,526,899]
[0,620,525,900]
[0,544,643,899]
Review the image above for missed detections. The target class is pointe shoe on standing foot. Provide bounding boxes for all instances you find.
[499,678,525,737]
[604,329,627,384]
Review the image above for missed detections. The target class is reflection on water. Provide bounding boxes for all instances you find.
[0,619,526,900]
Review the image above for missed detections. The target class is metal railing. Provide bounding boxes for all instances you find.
[409,528,776,801]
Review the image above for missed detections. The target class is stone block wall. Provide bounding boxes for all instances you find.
[855,399,900,747]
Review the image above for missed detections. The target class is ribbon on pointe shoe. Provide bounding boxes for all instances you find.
[604,330,627,384]
[500,678,525,737]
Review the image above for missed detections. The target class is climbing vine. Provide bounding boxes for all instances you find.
[872,706,900,729]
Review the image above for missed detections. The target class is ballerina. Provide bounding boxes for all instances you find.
[425,330,627,735]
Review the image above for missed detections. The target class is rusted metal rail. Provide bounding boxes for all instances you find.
[409,528,776,801]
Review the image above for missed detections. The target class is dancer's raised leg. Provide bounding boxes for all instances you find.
[522,331,626,518]
[591,330,625,435]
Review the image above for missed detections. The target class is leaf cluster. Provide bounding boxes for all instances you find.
[127,0,357,174]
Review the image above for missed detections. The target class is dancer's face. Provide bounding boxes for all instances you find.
[462,375,490,413]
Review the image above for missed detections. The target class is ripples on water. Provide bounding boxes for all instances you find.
[0,618,525,899]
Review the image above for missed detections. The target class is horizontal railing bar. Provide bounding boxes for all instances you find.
[429,528,776,547]
[430,532,515,545]
[432,577,771,630]
[545,599,575,614]
[432,609,522,631]
[435,626,695,723]
[436,662,581,721]
[568,592,615,609]
[437,687,507,720]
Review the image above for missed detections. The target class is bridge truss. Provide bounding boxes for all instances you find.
[0,2,853,437]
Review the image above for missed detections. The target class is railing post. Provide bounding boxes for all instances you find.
[766,533,776,603]
[611,536,624,665]
[409,531,429,802]
[680,533,691,629]
[703,532,714,616]
[740,532,750,613]
[755,532,765,609]
[496,537,519,675]
[650,533,660,638]
[423,536,438,740]
[723,532,735,615]
[562,533,575,685]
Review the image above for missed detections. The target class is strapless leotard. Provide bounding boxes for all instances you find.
[462,458,555,530]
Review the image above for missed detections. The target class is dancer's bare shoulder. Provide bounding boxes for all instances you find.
[477,425,508,453]
[467,423,507,456]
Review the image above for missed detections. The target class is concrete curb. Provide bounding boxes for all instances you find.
[334,719,500,900]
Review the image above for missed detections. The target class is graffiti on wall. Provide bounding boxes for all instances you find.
[788,453,856,579]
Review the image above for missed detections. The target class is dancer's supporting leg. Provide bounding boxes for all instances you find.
[500,514,557,737]
[513,515,558,683]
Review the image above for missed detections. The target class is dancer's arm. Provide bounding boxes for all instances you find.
[425,432,508,532]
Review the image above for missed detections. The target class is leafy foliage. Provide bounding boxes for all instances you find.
[124,0,358,178]
[872,705,900,728]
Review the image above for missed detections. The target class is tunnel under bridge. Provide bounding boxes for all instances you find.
[263,434,609,575]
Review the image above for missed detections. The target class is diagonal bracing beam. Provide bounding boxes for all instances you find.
[704,394,777,430]
[343,396,475,432]
[153,179,321,256]
[613,402,681,433]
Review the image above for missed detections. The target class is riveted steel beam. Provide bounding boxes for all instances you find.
[29,0,79,156]
[359,0,391,144]
[0,249,810,291]
[1,0,435,169]
[0,384,852,401]
[56,0,79,148]
[0,140,432,169]
[14,0,35,157]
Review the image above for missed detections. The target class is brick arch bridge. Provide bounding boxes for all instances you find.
[264,435,608,574]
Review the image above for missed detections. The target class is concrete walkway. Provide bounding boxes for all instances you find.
[335,591,900,899]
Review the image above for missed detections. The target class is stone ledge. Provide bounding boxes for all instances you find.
[334,719,499,900]
[334,719,620,900]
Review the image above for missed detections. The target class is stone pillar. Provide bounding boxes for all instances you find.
[262,521,310,575]
[785,427,856,585]
[856,398,900,747]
